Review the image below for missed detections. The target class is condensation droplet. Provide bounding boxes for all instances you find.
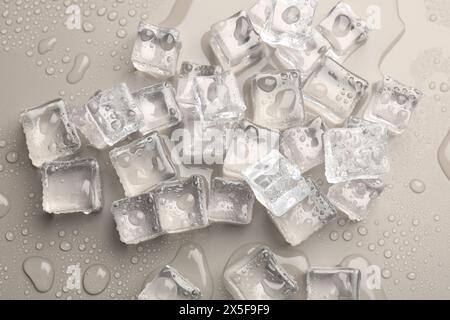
[409,179,426,194]
[67,53,90,84]
[38,36,57,55]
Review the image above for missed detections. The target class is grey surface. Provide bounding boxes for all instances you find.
[0,0,449,300]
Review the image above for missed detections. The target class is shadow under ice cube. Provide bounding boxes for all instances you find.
[208,178,255,225]
[363,76,424,135]
[242,150,311,217]
[110,133,177,197]
[112,193,163,245]
[133,82,183,135]
[223,245,299,300]
[131,22,181,78]
[324,124,390,183]
[210,11,265,72]
[303,57,369,126]
[250,69,305,131]
[41,159,102,215]
[307,268,361,300]
[20,99,81,167]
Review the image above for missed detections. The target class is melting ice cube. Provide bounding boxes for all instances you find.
[306,268,361,300]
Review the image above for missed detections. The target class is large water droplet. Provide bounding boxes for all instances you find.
[438,129,450,181]
[409,179,426,194]
[0,193,10,219]
[23,257,55,293]
[38,36,57,55]
[67,53,90,84]
[83,264,111,295]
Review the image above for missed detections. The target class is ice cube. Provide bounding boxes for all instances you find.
[261,0,318,48]
[153,175,209,234]
[223,119,280,178]
[208,178,255,225]
[267,177,337,246]
[210,11,265,72]
[20,99,81,167]
[328,179,385,221]
[316,2,369,60]
[273,29,331,82]
[306,268,361,300]
[303,57,369,126]
[250,69,305,131]
[193,70,246,123]
[242,150,311,217]
[133,82,182,135]
[110,133,177,197]
[280,117,326,174]
[111,193,163,245]
[223,245,299,300]
[139,243,213,300]
[131,22,182,78]
[41,159,102,215]
[345,116,373,128]
[177,62,223,105]
[80,83,144,149]
[363,76,424,135]
[248,0,273,34]
[324,124,390,183]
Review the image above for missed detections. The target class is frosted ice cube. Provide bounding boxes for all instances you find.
[154,175,209,234]
[273,29,331,81]
[111,193,163,245]
[133,82,182,135]
[223,245,299,300]
[250,69,305,131]
[363,76,424,135]
[261,0,318,48]
[248,0,273,34]
[268,177,337,246]
[110,133,177,197]
[193,70,246,123]
[131,22,181,78]
[210,11,265,72]
[176,62,223,105]
[41,159,102,215]
[307,268,361,300]
[208,178,255,225]
[280,117,326,174]
[303,57,369,126]
[139,266,201,300]
[81,83,144,149]
[328,179,384,221]
[20,99,81,167]
[316,2,369,59]
[242,150,311,217]
[223,119,280,178]
[324,124,390,183]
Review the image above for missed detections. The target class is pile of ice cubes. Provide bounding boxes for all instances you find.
[19,0,423,300]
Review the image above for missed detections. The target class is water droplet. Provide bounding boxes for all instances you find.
[83,264,110,295]
[409,179,426,194]
[0,193,11,219]
[5,231,14,241]
[6,151,18,164]
[342,231,353,241]
[407,272,417,280]
[82,21,95,33]
[329,231,339,241]
[67,53,90,84]
[438,129,450,181]
[60,241,72,252]
[0,140,6,148]
[382,269,392,279]
[23,257,55,293]
[358,226,368,236]
[38,36,57,55]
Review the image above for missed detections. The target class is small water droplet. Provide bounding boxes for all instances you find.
[60,241,72,252]
[6,151,18,164]
[409,179,426,194]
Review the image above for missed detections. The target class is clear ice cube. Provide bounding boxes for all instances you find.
[242,150,311,217]
[41,159,102,215]
[131,22,182,78]
[111,193,163,245]
[208,178,255,225]
[363,76,424,135]
[306,268,361,300]
[303,57,369,126]
[210,11,265,72]
[133,82,183,135]
[110,133,177,197]
[324,124,390,183]
[328,179,385,221]
[81,83,144,149]
[273,29,331,82]
[139,265,201,300]
[177,62,223,105]
[280,117,326,174]
[193,70,246,123]
[20,99,81,167]
[316,2,369,60]
[223,119,280,178]
[223,245,299,300]
[250,69,305,131]
[153,175,209,234]
[248,0,273,34]
[268,177,337,246]
[261,0,318,48]
[345,116,374,128]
